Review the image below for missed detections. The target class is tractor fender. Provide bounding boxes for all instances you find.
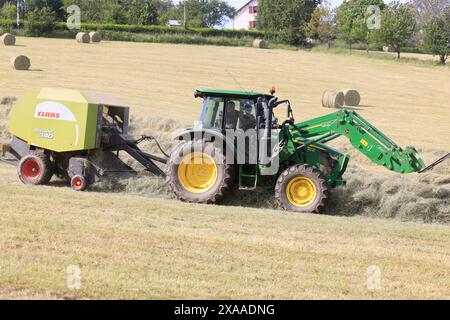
[172,128,236,158]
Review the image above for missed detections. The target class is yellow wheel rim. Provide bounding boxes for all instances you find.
[178,152,218,194]
[286,177,317,207]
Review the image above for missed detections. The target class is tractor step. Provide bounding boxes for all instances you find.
[239,166,258,190]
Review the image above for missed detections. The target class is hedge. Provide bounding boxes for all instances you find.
[0,19,266,39]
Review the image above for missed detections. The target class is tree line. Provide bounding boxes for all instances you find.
[0,0,448,64]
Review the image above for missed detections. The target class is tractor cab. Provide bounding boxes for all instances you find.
[194,89,275,132]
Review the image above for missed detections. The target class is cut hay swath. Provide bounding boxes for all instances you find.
[322,90,344,108]
[1,33,16,46]
[89,32,102,43]
[76,32,90,44]
[342,89,361,107]
[10,55,31,71]
[253,39,267,49]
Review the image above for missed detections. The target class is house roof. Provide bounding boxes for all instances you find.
[234,0,256,16]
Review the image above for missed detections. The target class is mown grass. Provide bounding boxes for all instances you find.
[0,165,449,299]
[310,46,449,68]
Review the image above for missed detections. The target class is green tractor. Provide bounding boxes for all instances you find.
[166,88,447,213]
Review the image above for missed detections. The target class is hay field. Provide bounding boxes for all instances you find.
[0,37,449,299]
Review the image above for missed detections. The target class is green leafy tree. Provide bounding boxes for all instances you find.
[121,0,159,25]
[172,0,235,28]
[25,6,57,35]
[1,2,17,20]
[104,3,128,24]
[258,0,319,45]
[306,3,337,48]
[423,10,450,64]
[27,0,65,21]
[373,1,417,59]
[62,0,118,23]
[336,0,385,51]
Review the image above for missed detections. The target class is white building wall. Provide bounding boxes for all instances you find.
[232,0,258,30]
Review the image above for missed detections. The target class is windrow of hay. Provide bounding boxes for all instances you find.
[89,32,102,43]
[1,33,15,46]
[253,39,267,49]
[0,97,16,144]
[342,89,361,106]
[322,90,344,108]
[10,55,31,70]
[76,32,90,44]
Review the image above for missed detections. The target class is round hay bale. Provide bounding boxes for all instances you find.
[76,32,90,44]
[1,33,16,46]
[342,89,361,107]
[322,90,345,109]
[253,38,267,49]
[89,31,101,43]
[10,55,31,71]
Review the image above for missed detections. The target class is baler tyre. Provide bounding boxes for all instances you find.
[275,165,329,214]
[18,151,53,185]
[71,175,88,192]
[166,141,233,204]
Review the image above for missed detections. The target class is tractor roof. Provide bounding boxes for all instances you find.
[195,88,272,99]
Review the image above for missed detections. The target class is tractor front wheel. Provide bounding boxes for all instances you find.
[275,165,329,213]
[166,141,233,204]
[18,151,53,185]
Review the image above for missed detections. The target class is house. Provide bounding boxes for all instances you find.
[167,20,183,27]
[232,0,258,30]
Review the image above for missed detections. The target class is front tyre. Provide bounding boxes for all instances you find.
[275,165,329,213]
[166,141,233,204]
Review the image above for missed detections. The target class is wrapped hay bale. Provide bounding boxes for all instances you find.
[76,32,90,44]
[253,38,267,49]
[10,55,31,70]
[322,90,345,108]
[89,31,102,43]
[1,33,16,46]
[342,89,361,107]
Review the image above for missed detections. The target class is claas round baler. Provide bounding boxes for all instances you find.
[4,88,166,191]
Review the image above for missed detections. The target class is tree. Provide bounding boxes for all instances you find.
[121,0,159,25]
[336,0,385,51]
[408,0,450,27]
[25,6,57,35]
[258,0,319,45]
[373,1,417,59]
[423,11,450,64]
[0,2,17,20]
[306,3,337,48]
[62,0,118,23]
[171,0,235,28]
[26,0,65,21]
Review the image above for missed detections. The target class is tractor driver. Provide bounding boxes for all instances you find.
[239,103,256,131]
[224,101,239,129]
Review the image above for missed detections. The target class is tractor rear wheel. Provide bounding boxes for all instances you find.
[166,141,233,204]
[275,165,329,213]
[18,151,53,185]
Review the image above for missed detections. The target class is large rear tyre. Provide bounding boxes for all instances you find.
[166,141,233,204]
[18,151,53,185]
[275,165,329,213]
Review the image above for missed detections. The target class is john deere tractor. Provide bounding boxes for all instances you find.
[166,88,448,213]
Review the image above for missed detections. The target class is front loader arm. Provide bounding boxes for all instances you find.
[292,110,425,174]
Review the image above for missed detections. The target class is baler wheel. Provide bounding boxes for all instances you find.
[18,151,53,185]
[70,175,88,192]
[275,165,329,213]
[166,141,233,204]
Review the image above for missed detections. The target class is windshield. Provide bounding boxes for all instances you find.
[199,97,224,129]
